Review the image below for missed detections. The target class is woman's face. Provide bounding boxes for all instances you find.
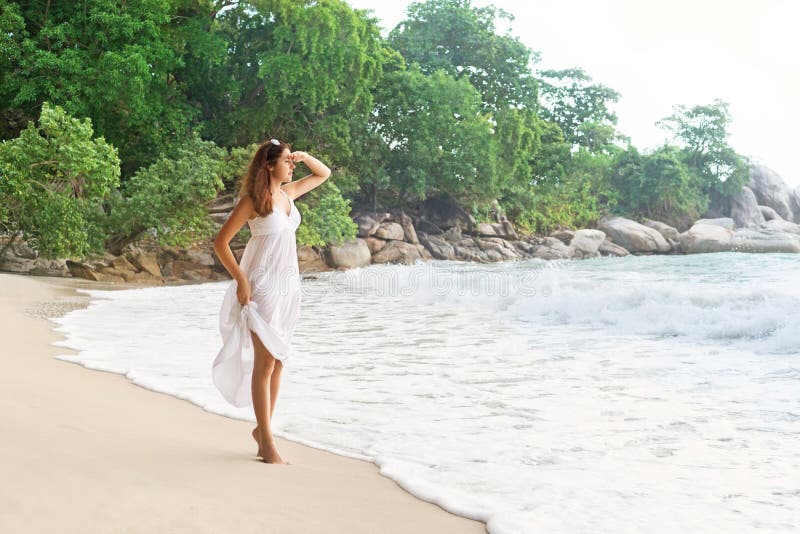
[269,148,296,183]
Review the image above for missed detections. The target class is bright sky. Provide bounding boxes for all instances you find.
[347,0,800,188]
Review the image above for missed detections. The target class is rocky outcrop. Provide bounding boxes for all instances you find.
[599,217,672,254]
[417,192,476,232]
[568,229,606,259]
[748,164,797,222]
[729,186,765,228]
[679,218,800,254]
[325,238,372,269]
[759,205,782,221]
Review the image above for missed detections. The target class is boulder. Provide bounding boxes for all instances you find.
[474,237,520,261]
[414,217,444,235]
[761,218,800,235]
[371,240,423,265]
[695,217,735,230]
[126,250,162,277]
[731,228,800,253]
[326,238,371,269]
[364,236,387,254]
[760,205,782,221]
[353,212,384,237]
[642,219,681,241]
[598,239,630,257]
[729,186,765,228]
[419,192,476,231]
[475,223,497,237]
[568,229,606,259]
[417,232,456,260]
[185,250,215,267]
[748,164,796,222]
[530,237,572,260]
[66,260,100,281]
[679,222,733,254]
[297,246,331,273]
[550,229,574,245]
[388,210,420,244]
[373,222,405,241]
[598,217,671,254]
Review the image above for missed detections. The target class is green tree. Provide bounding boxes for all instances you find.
[537,67,622,151]
[0,102,120,259]
[0,0,196,175]
[103,135,225,254]
[388,0,537,111]
[656,99,748,197]
[370,65,495,203]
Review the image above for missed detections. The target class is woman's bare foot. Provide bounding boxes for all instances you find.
[252,426,262,456]
[252,426,289,464]
[259,439,288,464]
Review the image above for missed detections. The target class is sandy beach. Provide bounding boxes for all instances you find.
[0,272,485,533]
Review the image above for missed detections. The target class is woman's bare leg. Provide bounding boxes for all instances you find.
[250,331,286,464]
[253,359,283,454]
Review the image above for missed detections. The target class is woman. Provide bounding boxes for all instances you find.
[212,138,330,464]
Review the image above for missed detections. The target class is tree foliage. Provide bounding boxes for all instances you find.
[0,102,120,258]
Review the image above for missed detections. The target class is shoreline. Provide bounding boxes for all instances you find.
[0,272,485,533]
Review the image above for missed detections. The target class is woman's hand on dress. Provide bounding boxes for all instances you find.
[236,278,251,306]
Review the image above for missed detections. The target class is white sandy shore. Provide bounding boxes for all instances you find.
[0,273,485,533]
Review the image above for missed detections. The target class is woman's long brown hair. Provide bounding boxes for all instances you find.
[238,138,292,217]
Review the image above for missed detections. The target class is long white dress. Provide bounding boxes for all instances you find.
[212,188,302,407]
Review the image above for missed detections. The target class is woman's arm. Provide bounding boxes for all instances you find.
[282,151,331,200]
[213,195,255,287]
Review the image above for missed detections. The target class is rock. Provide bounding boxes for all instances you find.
[364,236,387,254]
[181,267,213,281]
[598,239,630,257]
[0,256,37,273]
[760,205,783,221]
[207,194,235,214]
[474,237,520,261]
[373,222,405,241]
[419,191,476,231]
[530,237,572,260]
[371,240,423,265]
[326,238,371,269]
[550,230,574,245]
[388,210,420,244]
[748,164,796,222]
[99,266,136,282]
[731,228,800,253]
[475,223,497,237]
[297,246,331,273]
[679,222,733,253]
[6,240,38,259]
[415,218,444,235]
[126,251,162,277]
[599,217,671,254]
[210,212,229,225]
[111,255,137,271]
[185,250,215,267]
[695,217,735,230]
[354,213,383,237]
[417,232,456,260]
[568,229,606,259]
[171,260,207,279]
[761,218,800,235]
[29,258,69,277]
[729,186,765,228]
[642,219,681,241]
[66,260,100,281]
[443,225,462,242]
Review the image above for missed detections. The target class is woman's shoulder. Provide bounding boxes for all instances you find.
[236,195,259,220]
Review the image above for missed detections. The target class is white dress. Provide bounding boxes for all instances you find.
[212,188,302,407]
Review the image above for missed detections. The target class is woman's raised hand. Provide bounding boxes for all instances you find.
[236,278,252,306]
[289,151,309,163]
